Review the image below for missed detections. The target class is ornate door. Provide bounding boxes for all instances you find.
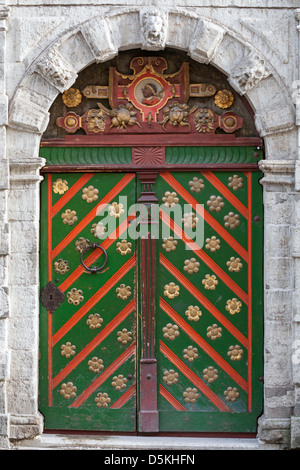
[39,163,263,433]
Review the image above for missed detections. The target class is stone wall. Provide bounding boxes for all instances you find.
[0,0,299,449]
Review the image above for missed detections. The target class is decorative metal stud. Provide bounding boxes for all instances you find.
[53,178,68,195]
[82,185,99,203]
[202,274,218,290]
[224,212,240,229]
[205,236,221,252]
[163,369,179,386]
[111,375,127,391]
[203,366,218,383]
[183,346,198,362]
[228,174,243,190]
[227,257,243,272]
[207,324,222,340]
[162,191,179,207]
[184,258,200,274]
[86,313,103,330]
[207,195,224,212]
[95,392,111,408]
[75,237,90,253]
[116,239,132,255]
[116,284,132,300]
[188,177,205,193]
[164,282,180,299]
[224,387,240,402]
[225,298,242,315]
[109,202,124,218]
[67,288,84,305]
[182,212,199,229]
[117,328,133,345]
[163,323,180,341]
[61,209,78,226]
[162,236,178,252]
[227,345,244,361]
[60,382,77,399]
[60,342,76,358]
[183,387,199,404]
[88,357,104,373]
[91,222,107,238]
[185,305,202,321]
[53,258,70,275]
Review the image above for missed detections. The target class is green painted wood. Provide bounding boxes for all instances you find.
[40,147,132,165]
[165,146,262,164]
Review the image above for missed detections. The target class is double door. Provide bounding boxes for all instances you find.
[39,168,263,433]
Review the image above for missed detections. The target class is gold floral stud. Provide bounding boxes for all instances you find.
[67,287,84,305]
[86,313,103,330]
[202,274,218,290]
[116,284,132,300]
[75,237,90,253]
[163,323,180,341]
[214,89,234,109]
[182,212,199,229]
[116,240,132,256]
[95,392,111,408]
[109,202,124,218]
[207,324,222,340]
[61,209,78,226]
[61,342,76,358]
[185,305,202,322]
[117,328,133,345]
[224,387,240,402]
[183,387,199,404]
[228,174,243,191]
[60,382,77,399]
[207,195,224,212]
[162,237,178,252]
[91,222,107,238]
[162,191,179,207]
[226,257,243,273]
[203,366,218,383]
[53,178,69,195]
[224,212,240,229]
[188,177,205,193]
[205,236,221,253]
[112,375,127,391]
[183,346,199,362]
[184,258,200,274]
[225,298,242,315]
[88,357,104,373]
[53,258,70,275]
[82,185,99,203]
[164,282,180,299]
[163,369,179,386]
[227,345,244,361]
[62,88,82,107]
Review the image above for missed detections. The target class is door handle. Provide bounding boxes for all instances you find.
[80,242,108,274]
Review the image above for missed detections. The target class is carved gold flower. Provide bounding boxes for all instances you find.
[224,212,240,229]
[164,282,180,299]
[183,387,199,404]
[112,374,127,391]
[75,237,90,253]
[60,382,77,399]
[182,212,199,229]
[183,346,199,362]
[88,357,104,373]
[202,274,218,290]
[227,345,244,361]
[207,195,225,212]
[226,298,242,315]
[184,258,200,274]
[116,239,132,256]
[109,202,124,218]
[205,236,221,253]
[116,284,132,300]
[62,88,82,108]
[214,89,234,109]
[86,313,103,330]
[61,342,76,358]
[189,177,205,193]
[207,324,222,340]
[185,305,202,322]
[53,258,70,275]
[224,386,240,402]
[61,209,78,226]
[162,191,179,207]
[117,328,133,345]
[67,287,84,305]
[227,257,243,273]
[228,174,243,191]
[82,185,99,203]
[203,366,218,383]
[163,369,179,386]
[91,222,107,238]
[95,392,111,408]
[162,237,178,252]
[163,323,180,341]
[53,178,69,195]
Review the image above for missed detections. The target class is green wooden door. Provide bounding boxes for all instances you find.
[39,163,263,433]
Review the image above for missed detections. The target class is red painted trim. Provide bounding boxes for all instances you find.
[159,384,187,411]
[51,173,95,217]
[111,384,136,409]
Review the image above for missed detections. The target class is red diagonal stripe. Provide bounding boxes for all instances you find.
[52,173,135,258]
[160,253,248,348]
[160,297,248,392]
[160,172,248,262]
[204,171,248,219]
[111,384,136,409]
[160,341,231,412]
[52,255,136,345]
[52,299,136,388]
[159,384,186,411]
[52,173,95,217]
[160,209,248,305]
[69,342,136,408]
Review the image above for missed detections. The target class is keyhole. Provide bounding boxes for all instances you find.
[49,294,53,300]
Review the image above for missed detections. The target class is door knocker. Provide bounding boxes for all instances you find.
[80,242,108,274]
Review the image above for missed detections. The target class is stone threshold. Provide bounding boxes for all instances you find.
[11,434,281,450]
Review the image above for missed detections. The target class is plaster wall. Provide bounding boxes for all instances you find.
[0,0,299,449]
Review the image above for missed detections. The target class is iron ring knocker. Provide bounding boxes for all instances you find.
[80,242,108,274]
